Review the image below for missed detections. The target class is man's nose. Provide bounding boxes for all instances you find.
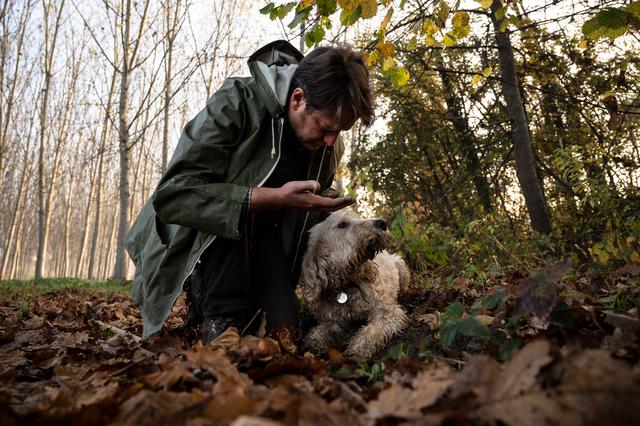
[323,132,339,147]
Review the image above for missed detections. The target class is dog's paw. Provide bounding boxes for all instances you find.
[345,338,376,362]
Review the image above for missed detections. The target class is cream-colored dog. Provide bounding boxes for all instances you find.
[300,210,409,360]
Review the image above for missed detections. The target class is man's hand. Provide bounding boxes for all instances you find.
[250,181,354,212]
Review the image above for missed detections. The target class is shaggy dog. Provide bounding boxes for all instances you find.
[300,210,410,361]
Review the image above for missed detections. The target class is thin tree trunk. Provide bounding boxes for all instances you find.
[438,65,492,213]
[112,0,133,281]
[36,0,66,279]
[75,139,99,277]
[490,0,551,234]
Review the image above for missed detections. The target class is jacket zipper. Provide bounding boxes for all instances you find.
[179,116,285,293]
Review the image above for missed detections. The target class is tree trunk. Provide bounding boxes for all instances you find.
[36,0,66,279]
[438,64,492,213]
[490,0,551,234]
[112,0,133,282]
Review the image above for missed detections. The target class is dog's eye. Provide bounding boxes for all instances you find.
[337,221,349,229]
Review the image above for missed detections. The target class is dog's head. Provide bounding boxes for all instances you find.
[300,209,391,301]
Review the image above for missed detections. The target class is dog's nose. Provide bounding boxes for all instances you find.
[374,219,387,231]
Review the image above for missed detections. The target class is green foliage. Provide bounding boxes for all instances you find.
[0,278,130,296]
[470,289,509,315]
[439,302,490,348]
[582,3,640,40]
[354,361,385,383]
[385,342,408,361]
[390,212,452,271]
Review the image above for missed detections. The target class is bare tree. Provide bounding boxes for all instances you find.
[35,0,66,279]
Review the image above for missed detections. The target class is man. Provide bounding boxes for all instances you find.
[126,40,374,342]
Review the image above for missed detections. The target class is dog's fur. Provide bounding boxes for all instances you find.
[300,210,409,361]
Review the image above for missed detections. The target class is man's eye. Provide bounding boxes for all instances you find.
[337,221,349,229]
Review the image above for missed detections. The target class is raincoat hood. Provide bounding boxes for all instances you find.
[248,40,304,118]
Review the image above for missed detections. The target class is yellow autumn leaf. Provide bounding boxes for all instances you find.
[578,38,587,49]
[443,32,457,46]
[382,57,397,72]
[600,90,615,101]
[631,250,640,264]
[481,0,492,9]
[425,35,438,46]
[380,7,393,34]
[626,236,636,244]
[452,11,469,29]
[407,36,417,51]
[392,67,410,86]
[337,0,357,11]
[471,74,482,85]
[358,0,377,19]
[367,49,381,66]
[299,0,317,10]
[422,19,440,35]
[377,41,396,57]
[482,67,492,77]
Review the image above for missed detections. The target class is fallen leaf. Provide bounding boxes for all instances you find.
[368,362,453,420]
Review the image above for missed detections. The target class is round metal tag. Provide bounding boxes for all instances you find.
[336,292,348,304]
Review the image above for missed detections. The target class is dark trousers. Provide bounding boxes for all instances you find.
[187,213,299,329]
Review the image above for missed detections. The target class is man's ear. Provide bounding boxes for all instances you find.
[289,87,305,111]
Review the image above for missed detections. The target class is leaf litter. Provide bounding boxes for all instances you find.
[1,264,639,426]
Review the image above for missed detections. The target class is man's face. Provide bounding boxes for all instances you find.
[287,87,356,151]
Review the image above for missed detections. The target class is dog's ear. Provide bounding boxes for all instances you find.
[300,234,328,303]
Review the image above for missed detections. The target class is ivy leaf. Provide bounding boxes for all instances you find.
[359,0,378,19]
[482,66,492,77]
[495,5,505,20]
[317,0,337,16]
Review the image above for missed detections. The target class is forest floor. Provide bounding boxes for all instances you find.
[1,264,640,426]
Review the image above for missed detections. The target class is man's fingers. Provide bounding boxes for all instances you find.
[286,180,321,194]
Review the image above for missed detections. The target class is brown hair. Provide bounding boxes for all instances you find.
[290,45,374,126]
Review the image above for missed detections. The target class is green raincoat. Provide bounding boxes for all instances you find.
[126,40,344,338]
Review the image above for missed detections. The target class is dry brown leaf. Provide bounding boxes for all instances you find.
[256,337,281,360]
[209,326,241,350]
[464,341,640,426]
[368,363,453,420]
[229,415,285,426]
[22,316,44,330]
[142,364,196,391]
[113,390,209,426]
[51,332,90,348]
